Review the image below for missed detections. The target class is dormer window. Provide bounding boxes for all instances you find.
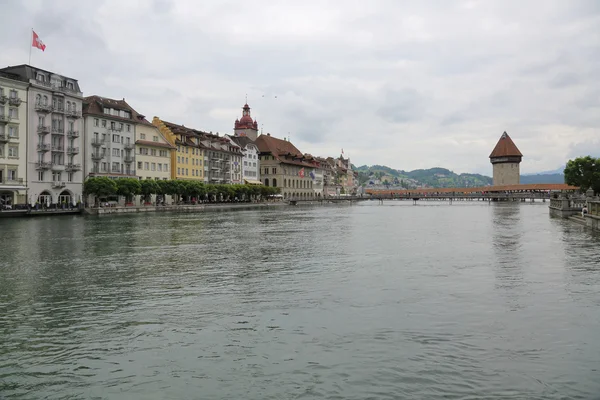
[36,73,45,82]
[67,82,74,90]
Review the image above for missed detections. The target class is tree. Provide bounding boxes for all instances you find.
[140,179,160,203]
[116,178,142,203]
[564,156,600,194]
[83,177,117,205]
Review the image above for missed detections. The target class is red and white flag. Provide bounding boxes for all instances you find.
[32,31,46,52]
[298,168,305,178]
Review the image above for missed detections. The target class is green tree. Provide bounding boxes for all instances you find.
[83,177,118,205]
[116,178,142,203]
[140,179,160,203]
[564,156,600,194]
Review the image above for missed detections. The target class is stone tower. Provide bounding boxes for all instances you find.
[234,103,259,141]
[489,131,523,186]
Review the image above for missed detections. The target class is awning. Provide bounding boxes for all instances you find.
[244,179,263,185]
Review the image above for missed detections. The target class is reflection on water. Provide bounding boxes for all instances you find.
[1,203,600,399]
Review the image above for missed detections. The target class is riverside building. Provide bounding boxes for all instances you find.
[0,72,28,206]
[0,65,83,206]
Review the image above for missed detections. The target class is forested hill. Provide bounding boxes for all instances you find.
[354,165,565,188]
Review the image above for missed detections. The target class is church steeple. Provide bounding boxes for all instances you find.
[234,102,259,141]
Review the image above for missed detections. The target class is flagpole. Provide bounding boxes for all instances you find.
[28,28,32,65]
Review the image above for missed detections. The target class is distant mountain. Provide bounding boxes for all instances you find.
[519,173,564,184]
[522,166,565,176]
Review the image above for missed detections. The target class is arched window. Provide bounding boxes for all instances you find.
[36,94,41,104]
[66,101,71,111]
[43,95,48,105]
[272,178,277,187]
[72,103,76,111]
[264,178,269,186]
[284,179,287,187]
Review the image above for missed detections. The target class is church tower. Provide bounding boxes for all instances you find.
[234,103,259,141]
[489,131,523,186]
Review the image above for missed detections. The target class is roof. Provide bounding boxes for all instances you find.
[229,135,256,148]
[366,183,579,195]
[255,134,303,157]
[83,95,152,126]
[490,132,523,158]
[0,64,82,92]
[135,140,175,149]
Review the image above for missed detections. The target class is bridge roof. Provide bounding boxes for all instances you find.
[366,183,579,194]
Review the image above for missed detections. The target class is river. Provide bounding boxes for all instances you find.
[1,202,599,399]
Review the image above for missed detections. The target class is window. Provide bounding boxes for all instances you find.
[264,167,269,175]
[186,157,188,164]
[8,146,18,157]
[94,118,99,127]
[153,136,158,142]
[151,149,156,156]
[177,167,180,175]
[112,162,119,172]
[186,168,188,176]
[112,148,120,157]
[8,126,18,137]
[273,178,277,187]
[8,170,16,180]
[110,122,115,130]
[138,161,143,170]
[36,73,45,82]
[140,133,146,139]
[164,164,169,172]
[126,124,131,132]
[38,171,44,181]
[102,120,107,127]
[112,134,120,143]
[158,164,162,172]
[144,162,149,170]
[67,82,74,90]
[9,108,18,119]
[43,95,48,105]
[272,167,276,174]
[151,163,156,171]
[102,162,107,172]
[104,107,110,114]
[119,123,123,130]
[68,173,73,182]
[264,178,269,186]
[185,147,188,154]
[192,169,195,176]
[159,150,167,157]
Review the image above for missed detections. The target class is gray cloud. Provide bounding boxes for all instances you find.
[1,0,599,174]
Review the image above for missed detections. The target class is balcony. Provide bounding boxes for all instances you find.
[0,133,7,142]
[51,145,64,153]
[51,127,64,135]
[0,115,11,122]
[0,95,7,104]
[37,143,50,152]
[107,126,122,132]
[51,181,66,188]
[66,110,82,119]
[91,152,104,160]
[52,106,65,114]
[0,177,24,185]
[34,103,52,113]
[8,97,22,107]
[37,125,50,134]
[123,142,135,150]
[67,130,80,138]
[35,162,51,170]
[67,146,79,154]
[51,163,65,171]
[55,85,79,95]
[111,167,121,173]
[66,163,81,171]
[124,156,134,163]
[124,169,136,176]
[91,138,105,147]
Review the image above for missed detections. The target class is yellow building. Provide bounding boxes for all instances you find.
[153,117,206,181]
[135,123,175,181]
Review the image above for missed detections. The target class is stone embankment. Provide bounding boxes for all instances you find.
[549,189,600,232]
[84,202,288,216]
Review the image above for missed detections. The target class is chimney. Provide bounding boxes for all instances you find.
[267,133,270,136]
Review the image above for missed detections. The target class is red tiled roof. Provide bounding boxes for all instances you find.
[135,140,175,149]
[83,95,153,126]
[255,134,303,157]
[490,132,523,158]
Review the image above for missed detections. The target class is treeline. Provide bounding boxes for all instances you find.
[564,156,600,194]
[83,177,280,203]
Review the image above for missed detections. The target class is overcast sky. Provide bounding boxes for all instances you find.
[2,0,599,175]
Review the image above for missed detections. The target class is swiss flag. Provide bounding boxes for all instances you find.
[32,31,46,52]
[298,168,305,178]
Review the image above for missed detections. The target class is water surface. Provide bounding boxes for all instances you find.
[1,202,599,399]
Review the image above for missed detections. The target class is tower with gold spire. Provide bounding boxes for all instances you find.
[489,131,523,186]
[234,103,259,140]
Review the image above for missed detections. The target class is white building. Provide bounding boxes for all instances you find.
[0,65,84,206]
[0,72,29,206]
[226,135,260,184]
[82,96,137,179]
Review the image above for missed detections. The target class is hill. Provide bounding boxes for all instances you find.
[519,173,564,184]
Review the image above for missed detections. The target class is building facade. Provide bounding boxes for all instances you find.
[83,96,139,180]
[234,103,259,140]
[135,123,174,181]
[489,131,522,186]
[226,135,260,185]
[0,65,84,206]
[153,118,206,181]
[255,133,317,199]
[0,73,28,206]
